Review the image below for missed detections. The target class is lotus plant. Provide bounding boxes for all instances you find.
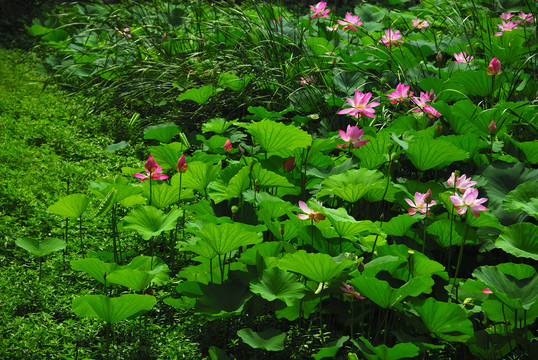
[518,12,534,24]
[405,190,436,216]
[223,139,232,152]
[412,18,429,29]
[494,20,519,36]
[446,172,477,194]
[499,12,514,20]
[133,155,169,182]
[412,90,441,118]
[450,188,488,217]
[385,83,413,104]
[453,51,474,63]
[487,57,501,76]
[297,200,325,222]
[379,29,404,46]
[337,90,380,119]
[337,12,362,32]
[337,125,369,150]
[309,1,330,19]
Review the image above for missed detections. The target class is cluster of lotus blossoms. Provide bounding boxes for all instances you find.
[383,84,441,118]
[453,51,474,63]
[404,173,488,218]
[496,12,534,36]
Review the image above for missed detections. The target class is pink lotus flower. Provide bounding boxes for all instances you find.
[379,29,404,46]
[282,157,296,172]
[223,139,232,152]
[411,90,441,118]
[518,12,534,24]
[487,57,501,76]
[450,188,488,217]
[340,282,366,300]
[337,12,363,32]
[500,12,514,20]
[405,191,437,216]
[412,18,430,29]
[453,51,474,63]
[337,125,369,149]
[385,83,414,104]
[297,200,326,222]
[176,154,187,173]
[133,155,169,182]
[310,1,330,19]
[326,24,339,31]
[494,20,519,36]
[300,75,316,85]
[482,288,493,294]
[446,172,477,194]
[337,90,380,119]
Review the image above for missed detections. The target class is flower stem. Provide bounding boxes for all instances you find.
[451,218,469,299]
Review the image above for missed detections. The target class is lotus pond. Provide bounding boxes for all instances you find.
[3,0,538,359]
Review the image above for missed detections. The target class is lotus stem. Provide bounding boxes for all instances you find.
[451,218,469,298]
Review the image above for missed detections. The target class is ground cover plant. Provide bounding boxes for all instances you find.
[5,0,538,358]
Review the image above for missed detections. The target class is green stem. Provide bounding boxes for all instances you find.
[451,218,470,299]
[421,207,429,254]
[79,217,84,258]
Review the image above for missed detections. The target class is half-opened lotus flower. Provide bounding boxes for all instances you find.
[134,155,169,182]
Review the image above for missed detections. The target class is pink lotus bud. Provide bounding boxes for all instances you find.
[488,120,497,134]
[145,155,159,173]
[487,57,501,76]
[481,288,493,294]
[282,157,296,172]
[424,189,433,204]
[223,139,232,152]
[436,51,442,63]
[176,154,187,173]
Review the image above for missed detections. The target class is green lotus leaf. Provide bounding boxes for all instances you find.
[444,133,489,159]
[142,181,179,209]
[502,181,538,220]
[198,222,263,255]
[333,69,366,95]
[15,237,66,257]
[514,140,538,164]
[182,161,221,193]
[72,294,156,324]
[48,193,90,219]
[123,206,181,240]
[194,279,252,319]
[202,117,234,134]
[306,37,336,56]
[382,214,419,237]
[250,267,305,306]
[412,297,474,342]
[275,292,319,321]
[404,136,468,171]
[71,257,119,285]
[312,336,349,360]
[496,222,538,260]
[239,242,285,266]
[106,256,169,291]
[482,297,538,326]
[150,142,187,170]
[376,244,447,280]
[324,207,379,239]
[247,120,312,158]
[209,166,250,204]
[143,123,180,143]
[451,70,499,97]
[468,329,513,360]
[472,263,538,310]
[183,237,218,260]
[481,161,538,224]
[353,337,419,360]
[252,163,293,188]
[428,219,477,247]
[278,250,353,283]
[318,168,385,202]
[177,85,220,104]
[218,72,251,92]
[237,328,286,352]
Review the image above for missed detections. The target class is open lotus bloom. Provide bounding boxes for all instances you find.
[379,29,404,46]
[133,155,169,182]
[453,51,474,63]
[412,18,429,29]
[446,172,477,193]
[337,90,380,119]
[337,12,362,31]
[337,125,369,149]
[385,83,413,104]
[310,1,330,19]
[297,200,326,222]
[494,20,519,36]
[450,188,488,217]
[405,191,437,215]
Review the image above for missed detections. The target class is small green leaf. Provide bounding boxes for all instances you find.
[15,237,66,257]
[198,222,263,255]
[279,250,353,283]
[248,120,312,157]
[250,267,306,306]
[123,206,181,240]
[353,337,419,360]
[237,328,286,351]
[177,85,220,104]
[72,294,156,324]
[71,257,118,284]
[312,336,349,360]
[48,193,90,219]
[143,123,180,143]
